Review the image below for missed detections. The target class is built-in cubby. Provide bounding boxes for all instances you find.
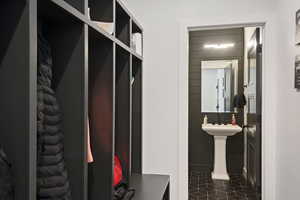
[115,45,131,183]
[89,0,114,23]
[38,2,87,200]
[131,20,143,56]
[88,29,114,200]
[132,21,142,35]
[116,0,130,46]
[131,56,143,174]
[1,1,169,200]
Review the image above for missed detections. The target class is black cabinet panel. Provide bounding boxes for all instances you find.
[0,1,170,200]
[0,2,36,200]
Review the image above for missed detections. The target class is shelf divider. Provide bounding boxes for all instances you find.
[0,2,37,200]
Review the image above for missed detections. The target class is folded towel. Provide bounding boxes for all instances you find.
[132,33,142,55]
[88,7,114,35]
[93,21,114,35]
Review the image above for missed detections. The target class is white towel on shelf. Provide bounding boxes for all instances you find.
[132,33,142,56]
[93,21,114,35]
[88,7,114,35]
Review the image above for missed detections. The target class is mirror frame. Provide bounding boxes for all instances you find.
[200,57,244,114]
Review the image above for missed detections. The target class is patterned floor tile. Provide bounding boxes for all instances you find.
[189,171,260,200]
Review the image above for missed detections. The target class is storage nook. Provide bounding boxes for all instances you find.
[0,0,169,200]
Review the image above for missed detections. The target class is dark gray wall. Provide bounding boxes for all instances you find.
[189,28,245,173]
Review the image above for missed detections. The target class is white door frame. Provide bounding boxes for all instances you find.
[178,21,277,200]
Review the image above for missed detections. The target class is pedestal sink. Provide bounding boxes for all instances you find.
[202,124,242,180]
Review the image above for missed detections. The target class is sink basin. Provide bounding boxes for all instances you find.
[202,123,242,180]
[202,124,242,136]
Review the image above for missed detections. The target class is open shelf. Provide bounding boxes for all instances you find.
[41,0,115,42]
[132,19,143,33]
[115,1,130,46]
[87,0,114,36]
[130,174,170,200]
[63,0,85,13]
[88,30,114,200]
[131,20,143,56]
[40,0,86,23]
[0,1,36,200]
[37,2,87,200]
[89,0,114,23]
[115,45,131,183]
[131,56,142,174]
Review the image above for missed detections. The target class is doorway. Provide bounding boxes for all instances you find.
[187,26,263,200]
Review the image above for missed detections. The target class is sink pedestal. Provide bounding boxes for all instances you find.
[202,124,242,181]
[212,136,230,180]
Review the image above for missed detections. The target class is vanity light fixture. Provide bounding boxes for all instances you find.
[204,43,235,49]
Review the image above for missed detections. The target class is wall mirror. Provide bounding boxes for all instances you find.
[201,60,239,113]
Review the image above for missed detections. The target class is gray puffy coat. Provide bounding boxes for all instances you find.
[37,26,72,200]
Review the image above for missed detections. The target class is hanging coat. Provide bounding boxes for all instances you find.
[37,26,72,200]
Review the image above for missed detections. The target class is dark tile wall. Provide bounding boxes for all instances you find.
[188,28,245,173]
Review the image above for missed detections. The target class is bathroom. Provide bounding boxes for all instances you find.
[188,26,262,200]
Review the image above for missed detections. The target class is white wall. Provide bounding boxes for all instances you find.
[275,1,300,200]
[120,0,281,200]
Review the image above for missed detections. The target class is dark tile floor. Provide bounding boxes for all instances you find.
[189,171,260,200]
